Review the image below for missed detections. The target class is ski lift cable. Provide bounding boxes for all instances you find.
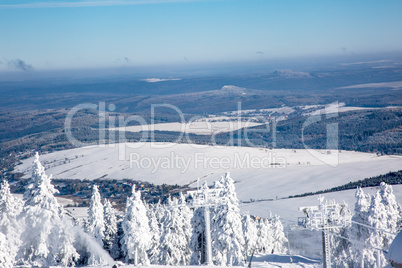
[323,229,388,253]
[350,220,398,236]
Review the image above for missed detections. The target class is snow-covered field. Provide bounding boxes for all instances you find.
[338,80,402,90]
[16,143,402,220]
[305,102,377,115]
[223,106,296,116]
[110,121,264,135]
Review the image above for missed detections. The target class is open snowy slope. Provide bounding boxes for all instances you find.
[110,121,264,135]
[16,143,401,209]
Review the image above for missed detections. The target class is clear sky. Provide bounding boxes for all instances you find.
[1,0,402,71]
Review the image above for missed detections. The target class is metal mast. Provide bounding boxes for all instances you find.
[298,196,350,268]
[188,180,227,266]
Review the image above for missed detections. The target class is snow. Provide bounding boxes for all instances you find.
[305,102,378,115]
[14,194,75,207]
[87,185,105,245]
[114,261,319,268]
[122,186,151,265]
[338,80,402,90]
[11,148,402,266]
[241,186,402,226]
[110,121,264,135]
[223,107,296,116]
[15,143,402,224]
[388,230,402,263]
[224,103,380,117]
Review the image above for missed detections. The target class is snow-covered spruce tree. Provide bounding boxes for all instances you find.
[0,232,13,268]
[378,182,401,248]
[0,180,23,263]
[122,185,151,265]
[366,192,388,267]
[254,218,273,254]
[269,214,287,254]
[155,196,191,265]
[87,185,105,246]
[242,213,258,256]
[349,187,373,267]
[147,202,162,264]
[18,152,79,267]
[332,202,353,268]
[189,206,205,265]
[103,199,119,259]
[211,173,245,266]
[179,192,193,264]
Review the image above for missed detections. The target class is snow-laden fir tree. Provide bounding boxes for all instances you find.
[147,202,162,264]
[18,152,79,267]
[211,173,245,266]
[242,213,258,256]
[155,196,192,265]
[378,182,401,248]
[103,199,119,259]
[178,192,193,264]
[87,185,105,246]
[189,206,205,265]
[347,187,372,267]
[332,202,353,268]
[0,232,13,268]
[269,214,288,254]
[254,218,273,254]
[122,185,151,265]
[0,180,23,264]
[366,192,388,267]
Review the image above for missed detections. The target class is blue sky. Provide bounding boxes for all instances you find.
[1,0,402,71]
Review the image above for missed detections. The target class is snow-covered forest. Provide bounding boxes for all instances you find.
[0,153,401,267]
[0,153,288,267]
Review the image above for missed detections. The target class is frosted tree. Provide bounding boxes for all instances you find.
[87,185,105,245]
[211,173,245,266]
[147,203,162,264]
[190,207,205,265]
[332,202,353,268]
[58,218,81,267]
[366,192,388,267]
[242,214,258,255]
[348,187,372,267]
[0,232,13,268]
[254,218,273,254]
[18,152,79,267]
[269,214,287,254]
[179,192,193,263]
[103,199,119,259]
[122,185,151,265]
[378,182,401,248]
[155,196,191,265]
[0,180,22,263]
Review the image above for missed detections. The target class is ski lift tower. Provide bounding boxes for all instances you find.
[298,196,350,268]
[188,178,227,266]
